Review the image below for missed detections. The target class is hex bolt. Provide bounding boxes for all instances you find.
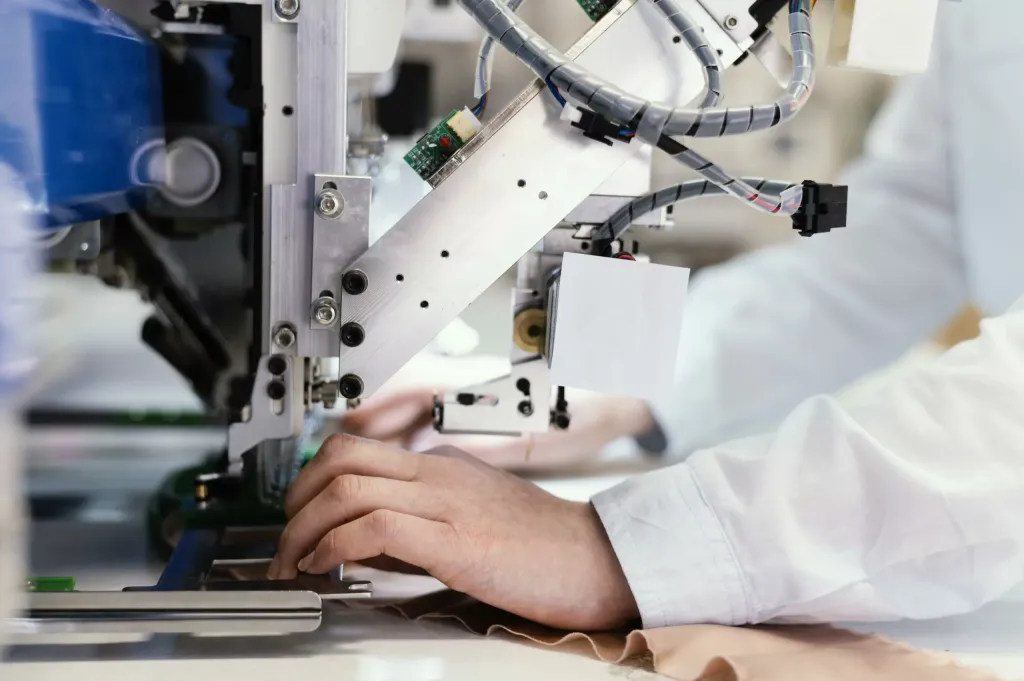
[275,0,300,19]
[315,188,345,219]
[724,15,739,29]
[273,324,297,349]
[518,400,534,417]
[312,297,339,326]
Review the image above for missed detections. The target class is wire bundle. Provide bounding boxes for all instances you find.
[461,0,818,227]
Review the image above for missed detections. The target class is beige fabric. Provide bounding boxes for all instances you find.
[225,557,999,680]
[363,591,1002,681]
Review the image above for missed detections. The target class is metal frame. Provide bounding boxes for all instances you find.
[230,0,366,463]
[264,0,356,359]
[228,354,303,462]
[16,529,372,639]
[334,0,749,399]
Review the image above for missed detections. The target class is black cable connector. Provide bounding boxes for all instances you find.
[792,181,849,237]
[571,109,632,146]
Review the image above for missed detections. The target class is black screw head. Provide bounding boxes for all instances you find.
[266,380,287,400]
[342,271,368,295]
[339,374,364,399]
[267,355,287,376]
[341,322,365,347]
[517,400,534,416]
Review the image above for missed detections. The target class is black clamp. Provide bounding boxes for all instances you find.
[791,181,849,237]
[570,109,632,147]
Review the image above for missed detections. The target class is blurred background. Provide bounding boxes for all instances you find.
[14,0,976,591]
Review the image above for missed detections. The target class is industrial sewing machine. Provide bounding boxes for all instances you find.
[2,0,940,637]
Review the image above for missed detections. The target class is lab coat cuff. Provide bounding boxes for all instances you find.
[592,464,752,628]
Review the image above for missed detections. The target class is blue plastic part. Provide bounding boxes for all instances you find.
[0,0,165,229]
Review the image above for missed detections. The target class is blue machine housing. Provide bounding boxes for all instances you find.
[0,0,165,228]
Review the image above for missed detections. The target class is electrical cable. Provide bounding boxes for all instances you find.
[472,0,526,118]
[649,0,722,109]
[657,136,803,215]
[458,0,814,138]
[595,177,797,242]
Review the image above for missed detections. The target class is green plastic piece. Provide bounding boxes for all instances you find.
[26,577,76,592]
[575,0,616,21]
[404,110,466,181]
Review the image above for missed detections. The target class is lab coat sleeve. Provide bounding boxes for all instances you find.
[594,299,1024,627]
[649,29,967,457]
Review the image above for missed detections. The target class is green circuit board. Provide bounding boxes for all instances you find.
[404,110,467,181]
[576,0,617,21]
[26,577,76,592]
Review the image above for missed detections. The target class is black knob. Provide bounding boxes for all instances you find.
[341,323,365,347]
[266,380,286,400]
[342,271,368,295]
[339,374,364,399]
[267,355,287,376]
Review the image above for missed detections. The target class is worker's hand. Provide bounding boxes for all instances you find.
[342,388,436,448]
[267,435,640,631]
[343,389,656,471]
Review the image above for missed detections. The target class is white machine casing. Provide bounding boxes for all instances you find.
[828,0,941,75]
[550,253,690,401]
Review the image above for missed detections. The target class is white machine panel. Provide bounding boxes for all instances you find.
[829,0,940,75]
[550,253,690,401]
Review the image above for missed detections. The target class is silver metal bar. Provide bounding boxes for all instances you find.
[309,174,372,331]
[28,590,322,612]
[228,354,303,463]
[564,195,667,228]
[202,578,373,601]
[12,612,322,637]
[266,0,354,359]
[336,0,744,397]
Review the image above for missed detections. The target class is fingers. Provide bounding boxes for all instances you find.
[342,389,435,442]
[299,510,455,578]
[284,434,423,518]
[271,474,443,579]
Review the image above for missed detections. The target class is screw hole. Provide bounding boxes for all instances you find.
[322,181,337,190]
[441,250,450,258]
[420,301,430,309]
[672,36,682,44]
[282,105,294,116]
[319,290,334,298]
[517,179,526,188]
[717,49,724,57]
[538,191,548,200]
[396,274,405,282]
[581,242,590,251]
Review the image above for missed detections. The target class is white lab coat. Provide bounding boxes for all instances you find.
[592,0,1024,627]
